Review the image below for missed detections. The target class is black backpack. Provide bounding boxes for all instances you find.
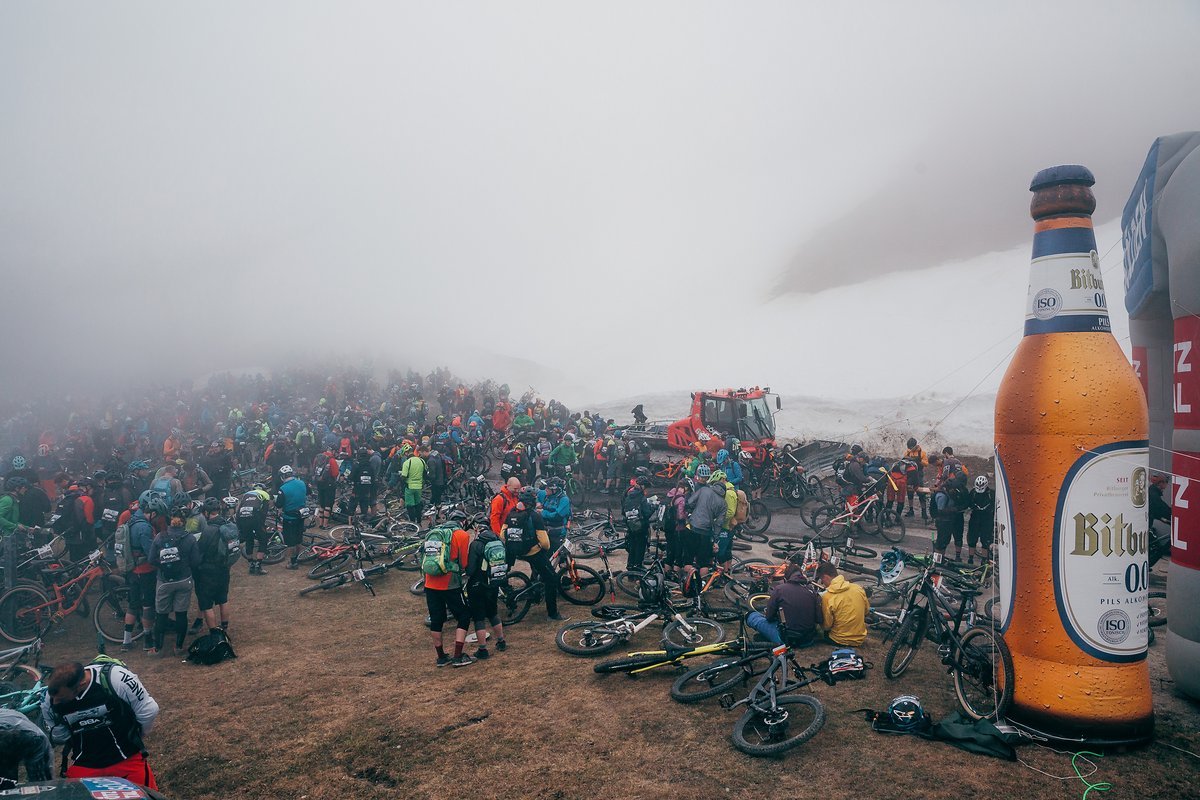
[187,629,236,665]
[50,490,80,534]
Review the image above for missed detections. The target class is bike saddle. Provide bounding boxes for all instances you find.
[956,587,983,598]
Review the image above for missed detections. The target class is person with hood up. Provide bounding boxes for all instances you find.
[815,561,868,647]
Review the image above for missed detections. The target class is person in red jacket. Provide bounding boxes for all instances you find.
[493,400,513,435]
[489,478,521,534]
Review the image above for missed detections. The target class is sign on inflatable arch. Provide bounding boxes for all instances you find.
[1122,131,1200,701]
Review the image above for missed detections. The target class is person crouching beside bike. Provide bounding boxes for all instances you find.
[746,562,822,646]
[503,488,566,621]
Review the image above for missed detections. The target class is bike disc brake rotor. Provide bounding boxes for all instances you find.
[764,708,790,736]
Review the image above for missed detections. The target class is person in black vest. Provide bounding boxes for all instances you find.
[620,477,653,572]
[966,475,995,565]
[42,659,160,788]
[348,449,375,524]
[425,447,448,507]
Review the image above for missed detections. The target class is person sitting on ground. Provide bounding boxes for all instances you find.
[815,561,868,647]
[745,562,822,646]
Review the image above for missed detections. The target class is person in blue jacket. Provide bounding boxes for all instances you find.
[539,478,572,554]
[715,449,744,488]
[274,465,308,569]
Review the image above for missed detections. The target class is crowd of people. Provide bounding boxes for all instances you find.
[0,365,1005,789]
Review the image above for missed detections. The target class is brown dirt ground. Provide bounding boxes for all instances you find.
[30,481,1200,800]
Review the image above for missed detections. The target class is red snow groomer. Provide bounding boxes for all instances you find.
[663,387,780,466]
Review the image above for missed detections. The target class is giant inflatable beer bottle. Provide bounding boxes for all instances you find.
[994,164,1154,744]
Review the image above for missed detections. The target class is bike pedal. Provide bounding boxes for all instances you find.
[718,693,734,709]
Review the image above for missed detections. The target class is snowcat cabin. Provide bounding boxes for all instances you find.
[666,387,780,465]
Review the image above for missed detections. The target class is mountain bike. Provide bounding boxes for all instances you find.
[0,639,48,724]
[721,644,827,756]
[496,540,609,622]
[595,630,772,676]
[299,547,405,596]
[0,547,122,644]
[810,479,906,544]
[883,552,1014,721]
[554,583,726,657]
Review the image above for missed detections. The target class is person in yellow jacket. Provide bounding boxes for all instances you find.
[815,561,869,646]
[709,471,738,573]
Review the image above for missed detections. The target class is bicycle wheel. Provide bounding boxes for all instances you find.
[594,652,672,674]
[614,570,644,600]
[555,621,623,656]
[662,617,726,648]
[299,574,350,595]
[0,586,52,644]
[0,662,43,693]
[93,587,146,644]
[559,564,605,606]
[780,480,808,508]
[805,503,837,531]
[1147,591,1167,628]
[387,521,421,538]
[328,525,356,543]
[743,501,772,536]
[259,532,288,565]
[953,627,1015,721]
[884,608,929,678]
[409,578,425,596]
[499,573,533,625]
[746,594,771,613]
[731,694,826,756]
[308,552,351,579]
[566,478,588,508]
[671,657,749,702]
[841,542,878,559]
[876,508,907,543]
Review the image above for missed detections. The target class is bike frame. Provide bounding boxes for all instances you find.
[17,552,113,624]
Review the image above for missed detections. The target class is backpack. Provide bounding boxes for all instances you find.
[313,455,335,485]
[503,509,536,551]
[420,526,459,577]
[50,490,80,534]
[481,536,509,585]
[825,648,867,683]
[733,489,749,524]
[113,521,134,572]
[150,477,174,501]
[219,520,241,567]
[946,474,971,511]
[186,629,237,665]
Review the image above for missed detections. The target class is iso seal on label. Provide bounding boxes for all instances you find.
[1033,288,1062,319]
[1098,609,1131,645]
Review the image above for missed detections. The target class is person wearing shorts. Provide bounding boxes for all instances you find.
[194,500,233,634]
[464,520,506,658]
[149,507,199,655]
[274,466,308,569]
[423,524,472,667]
[236,486,270,575]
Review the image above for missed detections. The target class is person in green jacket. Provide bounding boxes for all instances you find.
[547,437,578,478]
[400,446,427,525]
[0,478,31,538]
[512,407,536,432]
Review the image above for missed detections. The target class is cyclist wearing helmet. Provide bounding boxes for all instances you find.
[193,498,234,635]
[202,442,234,499]
[547,435,577,479]
[709,470,738,573]
[399,446,426,525]
[274,466,308,569]
[236,485,272,576]
[7,455,39,486]
[503,487,566,621]
[966,475,995,565]
[715,448,744,489]
[683,464,725,590]
[0,477,32,538]
[604,436,625,495]
[125,461,152,497]
[348,448,377,524]
[903,438,929,520]
[66,478,98,562]
[621,478,653,572]
[662,479,690,579]
[463,511,507,659]
[539,478,571,554]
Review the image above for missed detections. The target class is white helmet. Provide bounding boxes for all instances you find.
[974,475,989,492]
[279,465,295,480]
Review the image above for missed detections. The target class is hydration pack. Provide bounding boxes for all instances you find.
[420,526,458,577]
[482,536,508,584]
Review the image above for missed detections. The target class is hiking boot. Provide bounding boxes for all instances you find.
[286,561,299,570]
[547,613,569,622]
[436,654,452,668]
[496,639,507,652]
[475,647,490,660]
[191,618,204,632]
[451,653,477,668]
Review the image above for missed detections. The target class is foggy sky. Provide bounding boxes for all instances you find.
[1,2,1196,407]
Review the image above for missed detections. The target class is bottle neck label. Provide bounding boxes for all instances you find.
[1024,223,1110,336]
[1053,441,1150,662]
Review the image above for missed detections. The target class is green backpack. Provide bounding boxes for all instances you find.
[420,526,459,577]
[481,537,509,584]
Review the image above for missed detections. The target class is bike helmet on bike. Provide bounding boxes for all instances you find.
[878,550,905,583]
[5,476,29,491]
[887,695,927,731]
[638,572,665,606]
[11,455,26,470]
[974,475,989,492]
[202,497,220,514]
[695,464,712,480]
[279,464,294,480]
